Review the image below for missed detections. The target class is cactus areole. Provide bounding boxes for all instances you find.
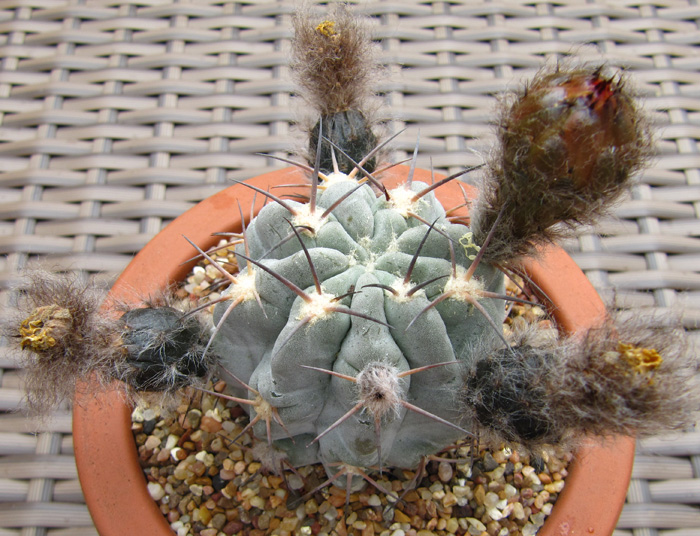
[209,165,508,483]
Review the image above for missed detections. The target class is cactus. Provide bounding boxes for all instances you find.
[209,166,510,480]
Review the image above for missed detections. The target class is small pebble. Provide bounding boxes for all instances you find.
[144,435,161,450]
[199,416,222,433]
[438,462,453,483]
[147,482,165,501]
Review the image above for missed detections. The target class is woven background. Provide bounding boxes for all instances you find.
[1,0,699,534]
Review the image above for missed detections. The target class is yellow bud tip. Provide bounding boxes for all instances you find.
[618,342,663,374]
[315,20,337,38]
[19,305,70,352]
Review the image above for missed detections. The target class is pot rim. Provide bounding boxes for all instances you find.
[73,165,634,536]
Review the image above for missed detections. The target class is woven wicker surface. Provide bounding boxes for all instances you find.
[0,0,699,534]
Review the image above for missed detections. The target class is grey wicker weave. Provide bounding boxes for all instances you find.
[0,1,699,535]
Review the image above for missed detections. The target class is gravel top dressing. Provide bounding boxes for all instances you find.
[131,253,570,536]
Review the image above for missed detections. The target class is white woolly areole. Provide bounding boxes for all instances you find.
[297,291,337,323]
[251,394,273,420]
[443,268,484,301]
[388,279,423,303]
[291,203,326,235]
[388,186,422,218]
[229,270,258,302]
[322,171,351,185]
[356,362,403,419]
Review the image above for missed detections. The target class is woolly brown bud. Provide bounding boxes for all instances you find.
[462,314,699,452]
[292,6,381,174]
[291,6,377,117]
[473,64,652,263]
[5,271,120,414]
[4,271,217,415]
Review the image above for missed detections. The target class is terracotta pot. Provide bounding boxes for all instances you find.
[73,166,635,536]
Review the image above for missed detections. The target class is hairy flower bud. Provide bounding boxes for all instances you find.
[473,64,652,262]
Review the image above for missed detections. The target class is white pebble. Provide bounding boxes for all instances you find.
[205,264,220,280]
[512,502,526,520]
[287,473,304,490]
[147,482,165,501]
[368,494,382,507]
[195,451,214,466]
[522,524,538,536]
[484,491,500,509]
[501,503,514,518]
[193,266,206,283]
[144,435,161,450]
[488,466,505,480]
[487,506,504,521]
[429,481,444,493]
[165,434,179,450]
[465,518,486,532]
[452,485,471,499]
[131,407,145,422]
[204,408,222,422]
[531,512,547,527]
[222,421,237,433]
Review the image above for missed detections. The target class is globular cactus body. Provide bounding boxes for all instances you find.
[213,175,505,476]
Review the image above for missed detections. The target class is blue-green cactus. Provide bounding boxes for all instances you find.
[211,171,507,482]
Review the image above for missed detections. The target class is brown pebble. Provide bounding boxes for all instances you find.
[513,473,524,487]
[403,490,420,502]
[257,514,271,530]
[219,469,236,480]
[222,481,237,499]
[211,513,227,530]
[191,461,207,477]
[214,380,227,392]
[186,409,202,429]
[328,494,346,508]
[438,461,453,483]
[200,416,223,433]
[223,521,243,535]
[234,460,247,475]
[393,510,411,523]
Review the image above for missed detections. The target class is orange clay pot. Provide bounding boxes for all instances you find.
[73,166,635,536]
